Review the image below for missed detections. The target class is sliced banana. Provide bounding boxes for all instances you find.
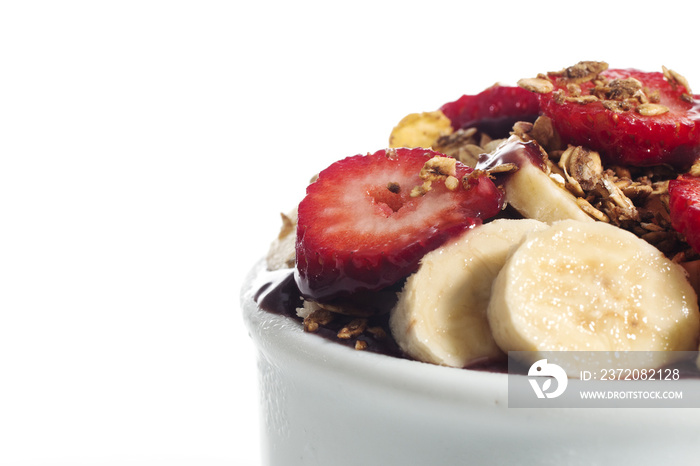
[479,136,594,224]
[389,218,548,368]
[504,159,595,224]
[487,219,700,372]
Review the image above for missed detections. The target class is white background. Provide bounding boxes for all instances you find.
[1,1,699,465]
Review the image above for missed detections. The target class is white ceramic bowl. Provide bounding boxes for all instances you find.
[241,260,700,465]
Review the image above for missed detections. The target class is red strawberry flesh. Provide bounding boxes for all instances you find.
[295,148,503,301]
[669,174,700,254]
[440,85,540,137]
[538,68,700,168]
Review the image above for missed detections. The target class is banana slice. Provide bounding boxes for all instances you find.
[478,136,594,224]
[504,159,595,223]
[389,218,548,368]
[488,219,700,372]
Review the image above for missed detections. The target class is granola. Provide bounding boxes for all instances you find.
[265,61,700,353]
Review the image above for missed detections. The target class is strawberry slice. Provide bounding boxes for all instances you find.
[439,85,540,137]
[295,148,503,301]
[669,174,700,253]
[537,65,700,168]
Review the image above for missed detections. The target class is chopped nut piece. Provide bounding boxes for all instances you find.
[552,90,566,105]
[303,309,334,333]
[602,100,632,113]
[445,175,459,191]
[410,180,432,197]
[517,77,554,94]
[462,169,491,189]
[304,321,319,333]
[605,78,643,101]
[337,318,367,339]
[565,95,599,104]
[604,202,638,225]
[566,83,582,96]
[354,340,368,351]
[552,61,609,83]
[567,61,609,80]
[420,156,457,180]
[647,89,661,103]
